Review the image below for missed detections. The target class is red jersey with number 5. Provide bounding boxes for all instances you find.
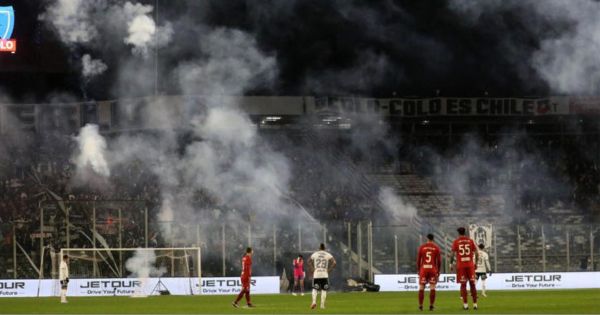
[241,255,252,279]
[452,236,477,268]
[417,242,441,273]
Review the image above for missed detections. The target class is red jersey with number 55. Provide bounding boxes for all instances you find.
[417,242,441,273]
[452,236,477,268]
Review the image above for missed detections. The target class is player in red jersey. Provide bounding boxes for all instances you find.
[292,254,305,296]
[451,227,479,310]
[417,233,441,311]
[232,247,254,308]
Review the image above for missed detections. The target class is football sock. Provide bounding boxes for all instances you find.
[244,290,251,305]
[321,291,327,307]
[312,289,317,304]
[481,279,487,294]
[430,289,436,306]
[235,290,244,303]
[469,280,478,303]
[460,283,468,303]
[418,289,424,306]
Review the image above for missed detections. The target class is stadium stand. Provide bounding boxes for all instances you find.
[1,99,599,281]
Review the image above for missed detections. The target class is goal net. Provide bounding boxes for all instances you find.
[59,247,201,296]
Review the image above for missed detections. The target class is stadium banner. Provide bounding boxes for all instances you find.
[568,96,600,114]
[193,277,280,295]
[375,272,600,291]
[0,277,280,297]
[311,96,569,117]
[0,280,46,297]
[66,278,195,297]
[469,224,493,249]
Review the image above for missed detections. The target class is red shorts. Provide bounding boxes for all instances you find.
[419,269,438,285]
[456,265,475,283]
[294,272,305,280]
[241,277,251,290]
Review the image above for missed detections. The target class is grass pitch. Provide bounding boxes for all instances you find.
[1,290,599,314]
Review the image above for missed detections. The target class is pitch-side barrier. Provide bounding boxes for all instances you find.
[375,272,600,291]
[0,276,279,297]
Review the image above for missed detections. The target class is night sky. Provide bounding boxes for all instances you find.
[0,0,590,101]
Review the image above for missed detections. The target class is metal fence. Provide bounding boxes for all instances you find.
[2,201,598,282]
[0,200,329,280]
[352,222,599,281]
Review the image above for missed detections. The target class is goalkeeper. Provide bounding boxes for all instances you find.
[59,254,69,303]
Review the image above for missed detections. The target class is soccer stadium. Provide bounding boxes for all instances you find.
[0,1,599,314]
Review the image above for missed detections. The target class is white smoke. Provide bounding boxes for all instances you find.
[39,0,100,44]
[82,54,108,78]
[126,15,155,51]
[125,248,166,289]
[158,195,175,242]
[531,1,600,94]
[41,0,316,255]
[175,28,277,96]
[449,0,600,94]
[378,186,417,220]
[73,124,110,177]
[122,2,173,56]
[40,1,172,58]
[170,28,289,221]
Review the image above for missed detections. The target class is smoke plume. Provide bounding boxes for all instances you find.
[82,54,108,78]
[72,124,110,178]
[39,0,100,45]
[449,0,600,94]
[125,248,166,279]
[378,186,417,220]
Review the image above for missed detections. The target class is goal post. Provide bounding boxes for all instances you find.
[59,247,201,296]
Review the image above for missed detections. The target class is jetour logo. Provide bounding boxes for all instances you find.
[0,5,16,53]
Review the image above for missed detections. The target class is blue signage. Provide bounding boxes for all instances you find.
[0,6,15,40]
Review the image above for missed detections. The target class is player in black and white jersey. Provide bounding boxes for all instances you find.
[308,243,336,310]
[59,255,69,304]
[476,244,492,297]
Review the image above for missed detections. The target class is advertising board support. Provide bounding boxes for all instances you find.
[118,209,122,277]
[347,222,352,277]
[443,235,449,273]
[12,224,17,279]
[591,227,595,271]
[221,224,226,277]
[92,203,97,277]
[494,231,498,273]
[357,222,362,279]
[517,226,522,271]
[367,221,373,282]
[39,204,44,279]
[394,235,398,274]
[144,207,148,248]
[566,230,570,272]
[542,226,547,272]
[66,205,70,249]
[272,225,277,275]
[247,225,252,247]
